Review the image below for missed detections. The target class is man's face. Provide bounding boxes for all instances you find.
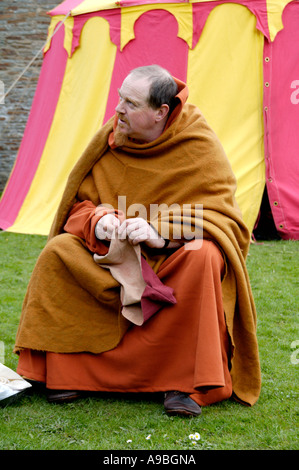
[115,74,160,143]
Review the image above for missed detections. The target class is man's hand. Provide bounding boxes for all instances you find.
[95,214,120,240]
[117,218,165,249]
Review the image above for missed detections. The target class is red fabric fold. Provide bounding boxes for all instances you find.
[140,256,176,323]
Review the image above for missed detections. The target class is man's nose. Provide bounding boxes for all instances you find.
[116,99,125,114]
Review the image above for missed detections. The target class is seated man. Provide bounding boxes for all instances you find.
[14,65,261,416]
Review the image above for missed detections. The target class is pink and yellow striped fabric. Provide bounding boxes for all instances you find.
[0,0,298,239]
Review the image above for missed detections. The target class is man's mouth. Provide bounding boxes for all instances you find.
[117,116,128,126]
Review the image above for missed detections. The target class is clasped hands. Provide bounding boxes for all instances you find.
[95,213,166,249]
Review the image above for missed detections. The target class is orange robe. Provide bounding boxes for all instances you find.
[17,239,232,407]
[14,79,261,406]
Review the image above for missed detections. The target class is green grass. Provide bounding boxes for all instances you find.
[0,232,298,450]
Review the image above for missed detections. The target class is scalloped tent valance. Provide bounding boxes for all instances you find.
[45,0,294,57]
[48,0,293,42]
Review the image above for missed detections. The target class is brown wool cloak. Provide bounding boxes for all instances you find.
[14,98,261,405]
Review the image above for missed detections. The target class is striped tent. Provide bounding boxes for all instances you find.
[0,0,298,239]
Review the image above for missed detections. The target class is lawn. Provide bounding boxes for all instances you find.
[0,232,298,451]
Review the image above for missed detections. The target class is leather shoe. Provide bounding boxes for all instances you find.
[164,391,202,417]
[47,390,83,404]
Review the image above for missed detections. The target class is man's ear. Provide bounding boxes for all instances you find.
[155,104,169,122]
